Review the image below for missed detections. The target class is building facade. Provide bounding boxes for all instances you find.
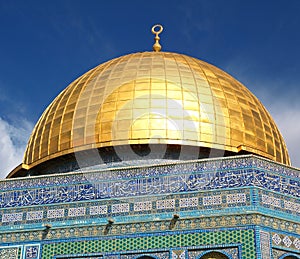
[0,26,299,259]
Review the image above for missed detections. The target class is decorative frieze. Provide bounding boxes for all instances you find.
[90,205,108,215]
[0,190,252,225]
[26,211,44,221]
[47,209,64,219]
[68,207,86,217]
[2,212,23,223]
[179,197,198,208]
[203,195,222,206]
[272,233,300,251]
[1,188,299,227]
[156,199,175,209]
[261,194,281,208]
[284,200,300,213]
[111,203,130,213]
[226,193,246,204]
[134,201,152,211]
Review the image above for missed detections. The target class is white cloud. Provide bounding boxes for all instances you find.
[0,117,33,179]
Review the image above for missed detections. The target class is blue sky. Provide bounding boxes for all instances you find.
[0,0,299,177]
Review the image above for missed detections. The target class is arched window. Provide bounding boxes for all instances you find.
[136,256,157,259]
[200,252,229,259]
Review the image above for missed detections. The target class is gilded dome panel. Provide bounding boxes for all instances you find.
[23,52,290,169]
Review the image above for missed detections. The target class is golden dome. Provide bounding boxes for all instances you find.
[22,51,290,171]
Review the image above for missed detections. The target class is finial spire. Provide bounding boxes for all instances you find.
[151,24,163,52]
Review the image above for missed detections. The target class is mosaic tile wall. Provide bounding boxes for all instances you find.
[258,189,300,218]
[0,213,299,244]
[2,228,300,258]
[41,229,255,259]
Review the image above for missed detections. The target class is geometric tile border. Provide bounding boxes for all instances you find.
[272,233,300,251]
[259,190,300,216]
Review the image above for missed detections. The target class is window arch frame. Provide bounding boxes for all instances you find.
[196,250,232,259]
[278,253,300,259]
[133,254,161,259]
